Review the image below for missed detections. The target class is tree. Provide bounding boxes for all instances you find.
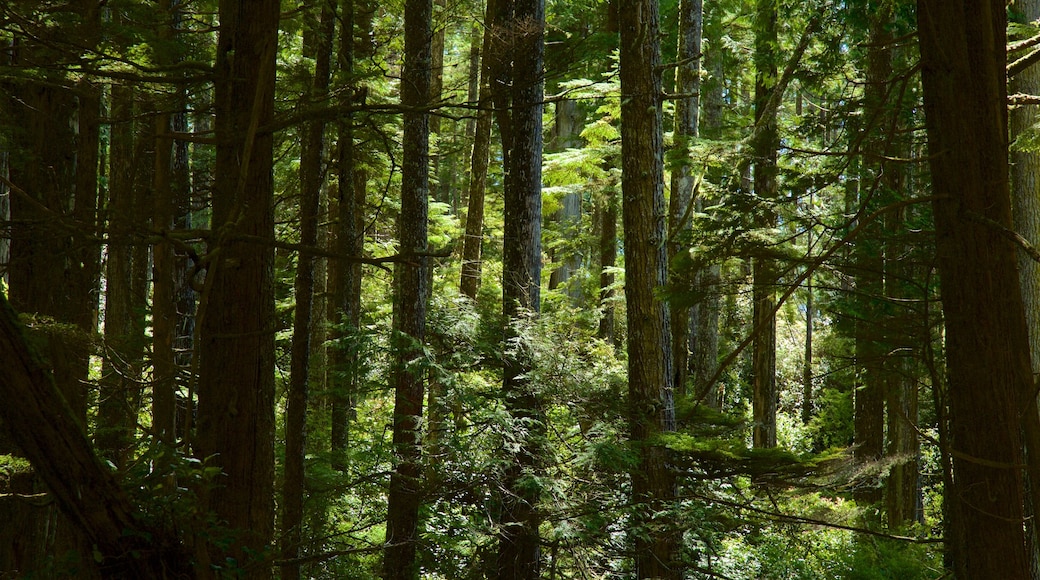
[329,0,367,473]
[917,1,1032,576]
[283,2,336,578]
[619,0,678,575]
[0,292,194,579]
[494,0,548,575]
[691,0,724,408]
[194,0,281,573]
[460,0,496,300]
[750,0,779,450]
[668,0,701,397]
[384,0,432,574]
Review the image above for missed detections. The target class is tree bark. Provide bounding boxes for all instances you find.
[917,1,1032,576]
[330,0,365,473]
[460,0,497,300]
[619,0,679,575]
[495,0,547,576]
[97,84,146,466]
[384,0,432,575]
[195,0,281,573]
[283,3,335,578]
[668,0,701,398]
[692,0,724,408]
[751,0,778,450]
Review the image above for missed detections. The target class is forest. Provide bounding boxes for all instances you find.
[0,0,1034,578]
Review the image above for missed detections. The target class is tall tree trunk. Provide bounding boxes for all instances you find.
[693,0,724,408]
[195,0,281,573]
[863,1,919,529]
[917,1,1032,576]
[429,0,447,204]
[283,3,335,578]
[97,84,145,466]
[152,0,193,448]
[384,0,432,574]
[852,1,893,510]
[460,0,496,300]
[751,0,778,450]
[619,0,678,576]
[1011,1,1040,576]
[668,0,701,398]
[3,13,101,565]
[495,0,547,576]
[330,0,365,472]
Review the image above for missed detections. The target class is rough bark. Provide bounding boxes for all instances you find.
[495,0,547,576]
[195,0,281,573]
[917,1,1032,576]
[283,3,335,578]
[329,0,365,472]
[619,0,679,575]
[751,0,778,450]
[384,0,432,574]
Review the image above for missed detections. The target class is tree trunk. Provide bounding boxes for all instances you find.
[283,3,335,578]
[384,0,432,574]
[751,0,778,450]
[619,0,678,575]
[3,18,101,566]
[917,1,1032,576]
[495,0,547,576]
[548,99,584,299]
[152,0,194,448]
[0,293,195,579]
[195,0,281,573]
[329,0,365,473]
[597,188,619,348]
[460,0,497,300]
[1011,2,1040,577]
[693,0,724,408]
[668,0,701,398]
[97,84,145,466]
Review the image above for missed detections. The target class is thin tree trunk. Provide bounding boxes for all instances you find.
[668,0,701,398]
[693,0,723,408]
[153,0,194,449]
[751,0,778,450]
[597,189,619,348]
[282,3,335,578]
[460,0,496,300]
[329,0,364,473]
[384,0,432,574]
[97,84,144,465]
